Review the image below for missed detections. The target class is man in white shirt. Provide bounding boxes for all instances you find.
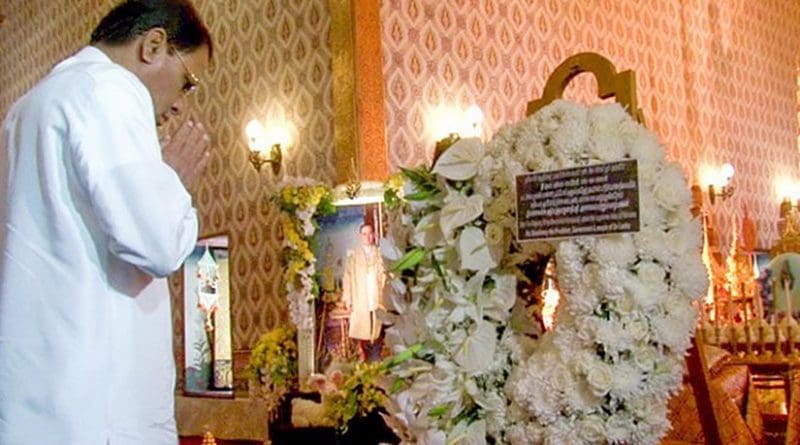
[0,1,212,443]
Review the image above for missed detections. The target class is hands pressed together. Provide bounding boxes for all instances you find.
[160,116,211,190]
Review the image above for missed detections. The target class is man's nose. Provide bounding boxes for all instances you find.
[169,97,188,116]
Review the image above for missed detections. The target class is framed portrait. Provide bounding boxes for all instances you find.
[312,189,388,370]
[753,249,771,277]
[183,234,234,397]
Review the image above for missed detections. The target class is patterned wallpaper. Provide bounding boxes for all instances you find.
[0,0,335,387]
[380,0,800,250]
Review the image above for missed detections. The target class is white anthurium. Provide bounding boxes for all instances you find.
[448,419,487,445]
[487,274,517,312]
[432,137,486,181]
[454,320,497,375]
[420,430,447,445]
[447,305,478,326]
[457,270,487,302]
[440,193,485,240]
[415,212,445,248]
[458,226,497,273]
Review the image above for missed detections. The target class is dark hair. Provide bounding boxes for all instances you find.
[90,0,213,58]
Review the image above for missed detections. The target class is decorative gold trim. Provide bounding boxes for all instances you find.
[526,52,646,124]
[329,0,358,185]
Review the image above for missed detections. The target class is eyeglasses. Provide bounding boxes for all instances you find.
[172,47,199,95]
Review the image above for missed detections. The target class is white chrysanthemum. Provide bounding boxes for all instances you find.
[633,226,672,263]
[593,234,638,268]
[670,253,710,300]
[606,411,636,443]
[638,187,668,230]
[650,162,692,211]
[628,126,666,167]
[486,123,518,156]
[611,362,644,399]
[595,319,634,356]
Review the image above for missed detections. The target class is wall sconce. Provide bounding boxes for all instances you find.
[245,119,288,175]
[430,105,484,165]
[708,163,735,204]
[464,104,484,138]
[779,183,800,218]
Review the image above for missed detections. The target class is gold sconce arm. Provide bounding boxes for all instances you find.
[248,143,282,175]
[708,183,734,205]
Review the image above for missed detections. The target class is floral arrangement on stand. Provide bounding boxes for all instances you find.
[248,325,298,412]
[381,100,707,445]
[323,361,389,429]
[276,179,335,331]
[248,178,333,409]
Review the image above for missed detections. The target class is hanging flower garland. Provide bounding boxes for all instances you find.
[277,178,335,330]
[382,100,707,445]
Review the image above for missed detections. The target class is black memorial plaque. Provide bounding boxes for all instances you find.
[516,160,640,241]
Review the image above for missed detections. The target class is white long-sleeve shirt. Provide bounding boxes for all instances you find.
[0,46,197,445]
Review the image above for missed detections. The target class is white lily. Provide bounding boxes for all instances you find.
[432,137,486,180]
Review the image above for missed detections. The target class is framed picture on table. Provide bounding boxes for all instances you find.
[312,186,388,370]
[183,233,234,397]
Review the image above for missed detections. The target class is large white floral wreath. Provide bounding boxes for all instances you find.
[381,100,707,445]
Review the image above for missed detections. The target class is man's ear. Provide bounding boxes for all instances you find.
[140,27,168,64]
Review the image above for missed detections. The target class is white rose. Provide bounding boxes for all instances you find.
[585,360,614,397]
[578,415,607,443]
[614,291,637,316]
[633,345,658,372]
[627,318,650,342]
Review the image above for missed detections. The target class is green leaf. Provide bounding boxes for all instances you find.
[403,189,437,201]
[381,343,423,370]
[390,378,406,394]
[427,403,450,419]
[384,189,400,208]
[391,247,427,272]
[400,166,432,186]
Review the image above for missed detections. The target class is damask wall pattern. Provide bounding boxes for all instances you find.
[380,0,800,249]
[0,0,336,386]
